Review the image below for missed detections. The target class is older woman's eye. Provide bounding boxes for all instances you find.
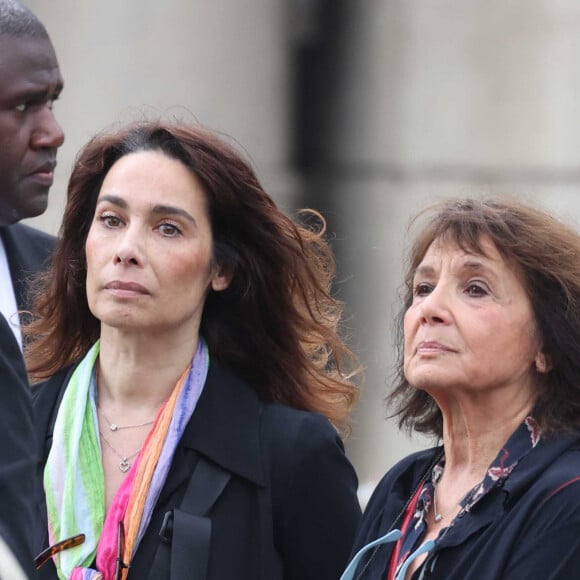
[465,283,488,296]
[413,283,433,296]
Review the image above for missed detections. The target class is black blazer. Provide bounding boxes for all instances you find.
[0,314,36,579]
[1,223,55,313]
[33,360,362,579]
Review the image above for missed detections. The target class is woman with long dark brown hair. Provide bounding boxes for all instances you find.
[28,120,361,580]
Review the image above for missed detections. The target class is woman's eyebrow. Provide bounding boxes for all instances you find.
[150,204,197,226]
[96,196,198,227]
[459,259,499,281]
[96,194,126,208]
[413,264,436,279]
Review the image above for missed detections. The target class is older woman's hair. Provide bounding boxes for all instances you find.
[390,196,580,437]
[25,121,360,430]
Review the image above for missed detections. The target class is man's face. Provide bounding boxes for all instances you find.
[0,34,64,225]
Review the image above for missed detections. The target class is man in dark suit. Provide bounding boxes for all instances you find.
[0,2,65,577]
[0,0,65,347]
[0,313,36,579]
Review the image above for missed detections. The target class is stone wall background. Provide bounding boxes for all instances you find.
[25,0,580,501]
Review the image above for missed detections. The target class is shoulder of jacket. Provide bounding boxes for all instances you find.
[261,402,336,445]
[3,223,56,247]
[531,442,580,495]
[369,446,441,500]
[31,365,73,405]
[258,404,348,484]
[32,365,76,442]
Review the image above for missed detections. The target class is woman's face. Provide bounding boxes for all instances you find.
[85,150,230,335]
[403,236,540,399]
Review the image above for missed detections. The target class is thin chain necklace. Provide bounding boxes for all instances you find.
[98,407,155,432]
[432,482,458,523]
[99,430,141,473]
[432,477,480,523]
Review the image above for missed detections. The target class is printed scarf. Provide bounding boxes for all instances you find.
[44,338,209,580]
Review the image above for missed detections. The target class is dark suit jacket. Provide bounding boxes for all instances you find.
[1,223,56,313]
[33,360,362,579]
[0,314,36,579]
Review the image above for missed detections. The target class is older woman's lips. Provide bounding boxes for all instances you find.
[416,341,453,354]
[104,281,149,297]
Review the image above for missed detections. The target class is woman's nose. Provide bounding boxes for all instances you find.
[419,286,450,324]
[113,229,144,266]
[113,252,139,266]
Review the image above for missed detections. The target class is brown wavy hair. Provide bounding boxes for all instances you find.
[389,196,580,437]
[25,120,360,431]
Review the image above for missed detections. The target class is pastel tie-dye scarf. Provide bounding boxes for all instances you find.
[44,338,209,580]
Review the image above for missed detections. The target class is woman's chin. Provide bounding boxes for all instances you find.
[408,372,449,393]
[99,314,148,332]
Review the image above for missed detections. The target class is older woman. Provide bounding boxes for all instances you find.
[343,197,580,580]
[27,121,362,579]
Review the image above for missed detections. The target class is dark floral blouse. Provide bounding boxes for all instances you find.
[391,416,541,579]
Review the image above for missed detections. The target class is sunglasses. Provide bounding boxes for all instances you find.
[34,522,129,580]
[34,533,85,570]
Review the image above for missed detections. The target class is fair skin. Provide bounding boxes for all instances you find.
[0,34,64,224]
[402,236,546,577]
[85,150,230,509]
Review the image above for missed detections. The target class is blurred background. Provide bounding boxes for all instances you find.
[24,0,580,504]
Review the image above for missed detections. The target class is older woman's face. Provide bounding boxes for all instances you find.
[404,236,540,398]
[85,150,230,335]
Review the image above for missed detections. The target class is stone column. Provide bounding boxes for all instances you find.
[309,0,580,501]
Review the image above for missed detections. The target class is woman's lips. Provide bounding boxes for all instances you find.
[416,341,454,353]
[104,281,150,296]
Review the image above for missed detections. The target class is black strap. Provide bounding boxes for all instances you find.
[148,456,231,579]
